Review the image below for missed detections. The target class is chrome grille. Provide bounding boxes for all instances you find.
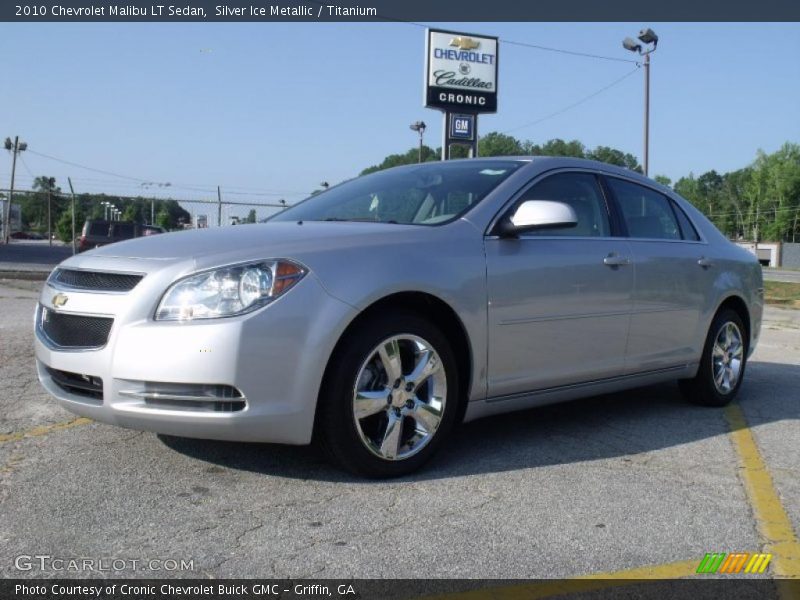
[39,306,113,349]
[52,268,143,292]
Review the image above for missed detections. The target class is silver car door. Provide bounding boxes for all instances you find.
[605,176,711,372]
[484,171,634,398]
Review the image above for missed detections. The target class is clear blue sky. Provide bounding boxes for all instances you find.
[2,22,799,212]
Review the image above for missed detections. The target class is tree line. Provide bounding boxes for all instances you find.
[361,133,800,243]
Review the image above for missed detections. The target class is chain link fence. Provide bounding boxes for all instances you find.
[1,187,294,247]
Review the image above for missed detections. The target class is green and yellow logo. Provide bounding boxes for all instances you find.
[696,552,772,574]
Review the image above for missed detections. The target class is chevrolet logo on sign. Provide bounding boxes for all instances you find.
[52,293,69,308]
[449,36,480,50]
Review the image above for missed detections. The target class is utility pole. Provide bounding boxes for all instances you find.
[3,136,27,244]
[68,177,77,255]
[642,51,650,176]
[622,29,658,177]
[409,121,427,163]
[151,198,155,225]
[217,186,222,227]
[47,187,52,247]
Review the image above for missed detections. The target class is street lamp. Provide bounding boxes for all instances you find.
[622,28,658,176]
[3,136,27,244]
[409,121,427,163]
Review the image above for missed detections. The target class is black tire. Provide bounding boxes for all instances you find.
[679,308,748,407]
[316,311,460,478]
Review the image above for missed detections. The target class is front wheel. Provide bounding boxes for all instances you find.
[316,312,459,478]
[679,308,747,407]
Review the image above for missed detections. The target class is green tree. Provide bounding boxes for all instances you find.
[528,138,586,158]
[477,132,524,156]
[586,146,642,172]
[155,209,171,229]
[245,209,257,223]
[654,175,672,187]
[56,204,84,243]
[360,145,438,175]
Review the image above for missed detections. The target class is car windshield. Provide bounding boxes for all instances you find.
[270,160,524,225]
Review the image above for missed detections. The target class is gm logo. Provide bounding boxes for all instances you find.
[52,293,69,308]
[450,114,475,140]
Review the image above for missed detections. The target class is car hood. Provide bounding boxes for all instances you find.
[68,221,432,269]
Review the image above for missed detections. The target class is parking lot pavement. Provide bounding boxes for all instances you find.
[0,279,797,580]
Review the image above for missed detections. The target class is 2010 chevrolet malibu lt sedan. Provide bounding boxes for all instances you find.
[35,157,763,477]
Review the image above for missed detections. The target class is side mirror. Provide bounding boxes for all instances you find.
[497,200,578,237]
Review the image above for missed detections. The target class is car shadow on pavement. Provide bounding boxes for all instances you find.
[158,360,800,483]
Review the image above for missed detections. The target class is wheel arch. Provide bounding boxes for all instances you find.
[317,291,474,427]
[714,294,751,348]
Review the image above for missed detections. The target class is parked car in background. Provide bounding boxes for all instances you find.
[37,158,763,477]
[78,220,160,252]
[141,225,166,236]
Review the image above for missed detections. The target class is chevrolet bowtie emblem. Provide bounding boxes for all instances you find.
[52,293,69,308]
[450,36,480,50]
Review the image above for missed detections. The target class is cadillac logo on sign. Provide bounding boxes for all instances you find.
[52,293,69,308]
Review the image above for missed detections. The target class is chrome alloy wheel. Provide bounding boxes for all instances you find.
[712,321,744,394]
[352,334,447,461]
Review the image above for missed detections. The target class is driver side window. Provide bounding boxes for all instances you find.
[519,172,611,237]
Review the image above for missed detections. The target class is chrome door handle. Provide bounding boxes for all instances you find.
[698,257,714,269]
[603,254,631,267]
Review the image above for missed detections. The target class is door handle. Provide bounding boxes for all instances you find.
[603,254,631,267]
[698,257,714,269]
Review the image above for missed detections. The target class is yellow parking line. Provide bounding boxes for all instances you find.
[0,417,92,444]
[423,559,700,600]
[724,404,800,578]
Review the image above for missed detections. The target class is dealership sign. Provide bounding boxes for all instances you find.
[425,28,498,113]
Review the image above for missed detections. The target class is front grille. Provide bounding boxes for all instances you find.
[46,367,103,400]
[52,268,143,292]
[39,306,113,349]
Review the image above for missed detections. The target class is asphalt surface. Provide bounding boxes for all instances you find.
[1,279,798,581]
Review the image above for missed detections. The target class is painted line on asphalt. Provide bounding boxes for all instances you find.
[0,417,92,444]
[724,403,800,578]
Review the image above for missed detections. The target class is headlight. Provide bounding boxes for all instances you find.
[155,260,306,321]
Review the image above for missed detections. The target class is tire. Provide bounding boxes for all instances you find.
[316,311,460,478]
[679,308,748,407]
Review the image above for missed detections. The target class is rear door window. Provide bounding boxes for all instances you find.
[113,223,136,239]
[607,178,681,240]
[88,222,110,236]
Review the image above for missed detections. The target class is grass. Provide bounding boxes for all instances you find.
[764,281,800,308]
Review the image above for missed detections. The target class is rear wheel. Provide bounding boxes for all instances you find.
[317,312,459,478]
[679,308,747,407]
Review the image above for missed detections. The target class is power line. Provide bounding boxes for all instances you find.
[501,38,638,64]
[502,66,641,134]
[23,150,309,196]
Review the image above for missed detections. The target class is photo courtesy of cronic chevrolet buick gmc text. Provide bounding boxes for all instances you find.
[34,157,763,477]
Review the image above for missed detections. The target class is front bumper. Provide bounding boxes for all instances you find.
[35,263,357,445]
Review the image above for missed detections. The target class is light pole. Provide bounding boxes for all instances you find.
[622,28,658,176]
[141,181,171,225]
[3,136,28,244]
[102,201,110,220]
[409,121,427,163]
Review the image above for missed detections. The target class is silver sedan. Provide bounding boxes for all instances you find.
[34,157,763,477]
